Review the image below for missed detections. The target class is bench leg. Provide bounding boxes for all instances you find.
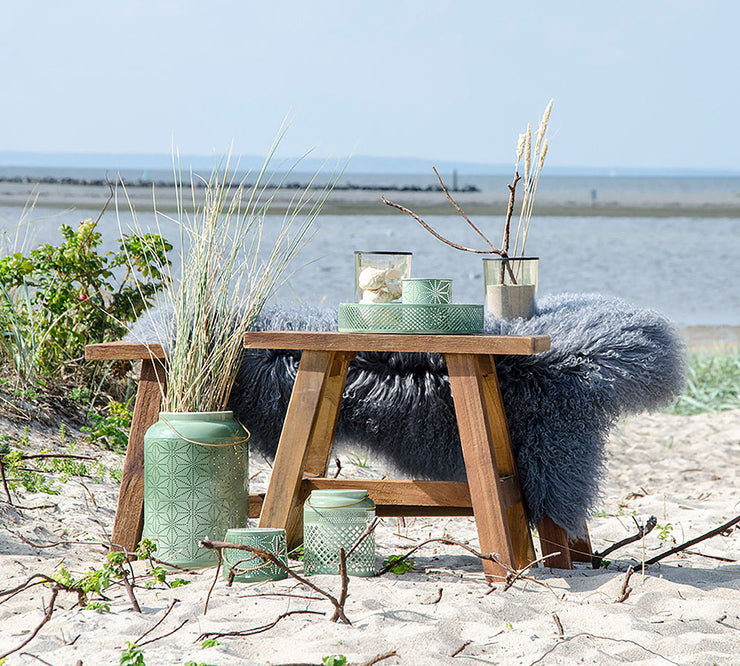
[111,358,165,554]
[568,521,593,563]
[445,353,521,582]
[537,516,573,569]
[258,350,353,550]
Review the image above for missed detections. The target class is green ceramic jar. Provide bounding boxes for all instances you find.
[303,489,376,577]
[143,411,250,569]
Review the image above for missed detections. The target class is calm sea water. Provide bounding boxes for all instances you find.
[1,170,739,326]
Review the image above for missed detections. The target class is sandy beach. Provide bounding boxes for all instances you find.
[1,396,738,665]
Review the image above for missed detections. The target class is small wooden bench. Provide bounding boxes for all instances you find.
[86,333,592,579]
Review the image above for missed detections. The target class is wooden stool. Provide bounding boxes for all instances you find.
[86,333,591,578]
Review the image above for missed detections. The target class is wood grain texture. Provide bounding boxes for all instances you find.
[303,352,355,476]
[301,477,520,511]
[476,354,536,568]
[111,359,166,553]
[537,516,573,569]
[85,341,167,360]
[445,352,516,581]
[244,331,550,355]
[568,522,593,563]
[258,350,340,540]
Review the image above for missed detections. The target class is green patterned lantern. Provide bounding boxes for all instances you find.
[303,489,376,577]
[222,528,289,582]
[143,411,250,569]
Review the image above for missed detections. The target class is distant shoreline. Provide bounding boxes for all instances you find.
[2,180,740,218]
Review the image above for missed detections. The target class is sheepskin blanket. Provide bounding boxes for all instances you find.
[129,293,686,534]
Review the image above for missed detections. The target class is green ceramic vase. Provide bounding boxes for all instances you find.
[303,489,376,577]
[143,411,249,569]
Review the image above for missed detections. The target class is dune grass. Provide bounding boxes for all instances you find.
[669,349,740,415]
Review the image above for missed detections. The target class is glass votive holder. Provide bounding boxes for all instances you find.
[402,278,453,305]
[303,489,376,577]
[354,251,412,303]
[222,528,289,583]
[482,256,538,320]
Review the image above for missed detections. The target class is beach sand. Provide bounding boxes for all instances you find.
[1,401,739,665]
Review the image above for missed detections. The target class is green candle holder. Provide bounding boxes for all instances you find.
[303,489,376,577]
[222,528,289,582]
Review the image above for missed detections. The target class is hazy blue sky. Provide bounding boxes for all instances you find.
[1,0,738,171]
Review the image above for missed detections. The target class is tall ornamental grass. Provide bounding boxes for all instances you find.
[670,349,740,414]
[125,137,338,413]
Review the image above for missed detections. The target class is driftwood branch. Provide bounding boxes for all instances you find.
[614,566,635,603]
[432,166,497,252]
[380,195,504,255]
[592,516,657,568]
[200,538,351,624]
[0,586,59,660]
[503,172,521,255]
[643,513,740,566]
[135,598,179,644]
[199,609,324,640]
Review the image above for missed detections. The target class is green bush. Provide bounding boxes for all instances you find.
[0,217,171,382]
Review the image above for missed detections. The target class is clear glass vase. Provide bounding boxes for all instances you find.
[482,257,538,320]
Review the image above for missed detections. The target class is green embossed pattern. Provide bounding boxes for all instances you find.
[143,412,249,569]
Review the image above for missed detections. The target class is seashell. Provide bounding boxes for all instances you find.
[385,268,402,282]
[386,281,402,300]
[358,267,386,291]
[362,289,393,304]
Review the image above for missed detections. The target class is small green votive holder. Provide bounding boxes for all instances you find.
[303,489,376,577]
[222,528,289,583]
[402,278,452,305]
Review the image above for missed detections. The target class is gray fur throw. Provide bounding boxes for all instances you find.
[128,293,686,534]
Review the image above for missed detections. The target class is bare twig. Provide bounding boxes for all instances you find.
[200,538,351,623]
[450,640,472,657]
[432,166,496,252]
[643,513,740,566]
[199,609,324,640]
[135,598,180,643]
[421,588,443,605]
[528,631,680,666]
[357,651,399,666]
[502,172,521,255]
[551,612,564,638]
[592,516,657,568]
[333,457,342,478]
[332,548,350,623]
[614,566,635,603]
[380,195,504,255]
[203,548,223,615]
[0,459,13,504]
[0,586,59,660]
[138,618,189,647]
[346,517,380,559]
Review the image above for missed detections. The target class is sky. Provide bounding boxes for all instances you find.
[1,0,739,172]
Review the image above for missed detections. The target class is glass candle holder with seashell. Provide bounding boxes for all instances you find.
[354,251,412,303]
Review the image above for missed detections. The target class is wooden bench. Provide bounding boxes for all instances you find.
[86,333,592,579]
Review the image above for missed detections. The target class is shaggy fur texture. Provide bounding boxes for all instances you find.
[128,294,686,534]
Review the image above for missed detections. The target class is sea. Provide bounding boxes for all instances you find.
[1,167,739,327]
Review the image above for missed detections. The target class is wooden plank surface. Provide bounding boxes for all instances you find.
[568,522,593,563]
[301,477,520,511]
[445,352,516,581]
[86,341,167,360]
[476,354,536,568]
[111,358,166,553]
[244,331,550,355]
